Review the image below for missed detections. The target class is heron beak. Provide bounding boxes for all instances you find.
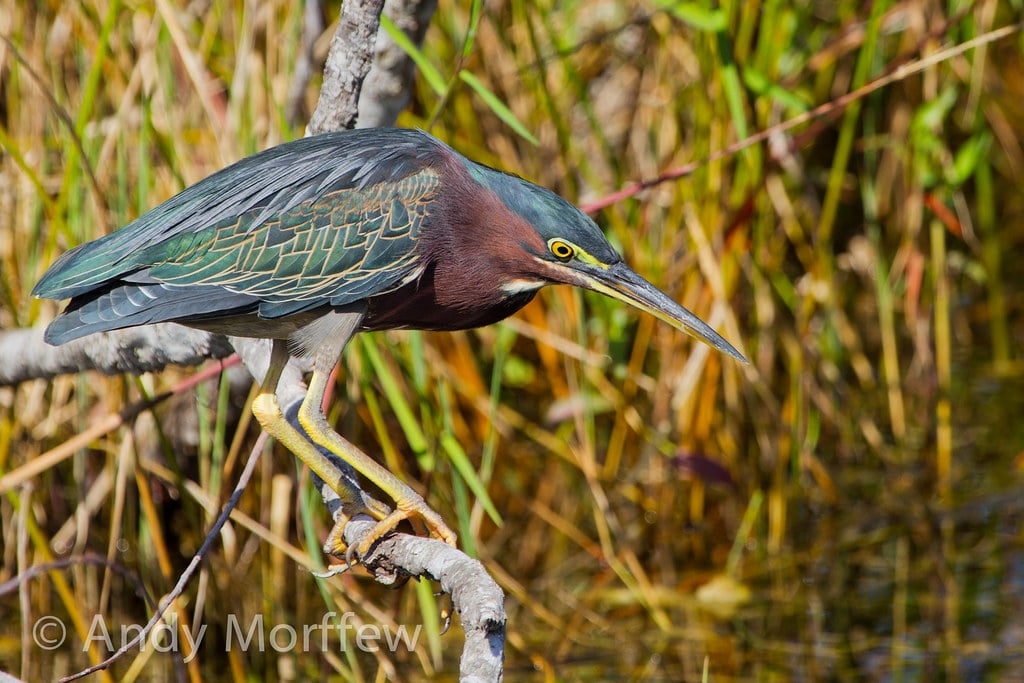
[570,261,747,363]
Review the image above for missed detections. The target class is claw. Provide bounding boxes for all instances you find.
[311,563,351,579]
[344,543,360,570]
[439,592,453,635]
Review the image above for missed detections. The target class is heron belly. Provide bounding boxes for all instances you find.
[362,278,536,332]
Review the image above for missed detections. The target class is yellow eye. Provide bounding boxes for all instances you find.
[549,239,575,261]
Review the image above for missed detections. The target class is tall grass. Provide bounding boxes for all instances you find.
[1,0,1022,679]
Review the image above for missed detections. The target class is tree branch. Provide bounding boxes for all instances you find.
[0,325,233,384]
[343,517,506,682]
[307,0,386,134]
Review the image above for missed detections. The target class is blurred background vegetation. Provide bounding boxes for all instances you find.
[1,0,1023,680]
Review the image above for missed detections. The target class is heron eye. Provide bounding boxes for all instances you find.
[549,239,575,262]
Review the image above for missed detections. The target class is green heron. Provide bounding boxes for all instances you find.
[33,128,745,557]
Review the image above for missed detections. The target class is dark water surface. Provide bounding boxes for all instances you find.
[514,362,1024,682]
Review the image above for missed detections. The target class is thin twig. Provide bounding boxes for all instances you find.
[57,432,268,681]
[0,552,157,611]
[579,22,1023,213]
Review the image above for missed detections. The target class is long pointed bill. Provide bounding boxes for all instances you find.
[572,261,747,363]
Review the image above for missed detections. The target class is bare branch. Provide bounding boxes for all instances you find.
[307,0,386,134]
[343,517,506,681]
[0,325,233,385]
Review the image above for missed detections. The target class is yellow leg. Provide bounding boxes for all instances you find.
[251,340,390,556]
[299,365,458,555]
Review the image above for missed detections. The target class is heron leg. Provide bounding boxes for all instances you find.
[300,365,458,555]
[251,339,391,554]
[286,312,457,556]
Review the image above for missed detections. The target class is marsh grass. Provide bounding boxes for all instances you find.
[1,0,1023,680]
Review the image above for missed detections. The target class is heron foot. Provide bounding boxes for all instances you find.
[321,495,392,562]
[358,496,458,555]
[325,494,458,564]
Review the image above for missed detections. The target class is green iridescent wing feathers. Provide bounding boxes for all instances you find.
[34,129,445,343]
[143,170,438,314]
